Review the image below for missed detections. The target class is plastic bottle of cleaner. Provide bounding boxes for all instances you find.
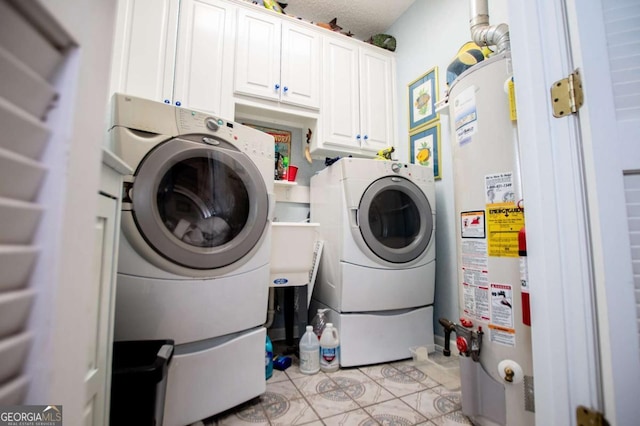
[265,335,273,380]
[319,323,340,373]
[311,308,329,340]
[299,325,320,375]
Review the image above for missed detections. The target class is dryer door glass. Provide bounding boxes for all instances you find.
[132,136,269,269]
[358,176,433,263]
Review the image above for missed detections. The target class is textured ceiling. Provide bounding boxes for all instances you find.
[280,0,417,41]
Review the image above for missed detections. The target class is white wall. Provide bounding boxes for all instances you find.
[387,0,509,343]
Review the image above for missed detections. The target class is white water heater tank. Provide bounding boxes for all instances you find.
[449,51,534,426]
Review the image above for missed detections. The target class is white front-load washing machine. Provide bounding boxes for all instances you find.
[310,158,436,366]
[109,94,274,426]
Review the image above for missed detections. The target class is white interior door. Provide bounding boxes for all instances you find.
[509,0,640,425]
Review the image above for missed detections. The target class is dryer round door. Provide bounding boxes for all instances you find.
[130,135,269,270]
[358,176,433,263]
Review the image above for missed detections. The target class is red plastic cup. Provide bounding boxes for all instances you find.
[287,165,298,182]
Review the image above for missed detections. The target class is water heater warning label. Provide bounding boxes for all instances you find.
[461,211,485,239]
[489,283,516,347]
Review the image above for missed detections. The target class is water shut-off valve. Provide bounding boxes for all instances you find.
[439,317,484,362]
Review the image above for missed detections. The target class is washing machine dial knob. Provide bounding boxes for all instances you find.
[205,118,219,132]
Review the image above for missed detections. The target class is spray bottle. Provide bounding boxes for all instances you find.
[310,308,329,340]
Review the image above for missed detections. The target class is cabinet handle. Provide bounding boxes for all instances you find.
[283,86,288,93]
[175,101,181,106]
[364,135,369,141]
[275,84,280,91]
[356,134,361,140]
[164,99,170,104]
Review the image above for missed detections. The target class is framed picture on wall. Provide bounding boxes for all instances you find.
[408,66,439,131]
[409,122,441,180]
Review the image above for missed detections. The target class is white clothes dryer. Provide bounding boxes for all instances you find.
[109,94,274,426]
[310,158,436,366]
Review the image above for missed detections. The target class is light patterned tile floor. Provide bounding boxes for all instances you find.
[203,347,470,426]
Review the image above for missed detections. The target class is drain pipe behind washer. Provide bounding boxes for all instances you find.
[469,0,510,53]
[264,287,276,329]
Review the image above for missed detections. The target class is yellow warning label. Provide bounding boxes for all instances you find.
[508,79,517,121]
[487,203,524,257]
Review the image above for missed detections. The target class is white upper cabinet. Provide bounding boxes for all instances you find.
[110,0,235,119]
[173,0,235,118]
[280,21,321,109]
[317,36,396,156]
[110,0,179,104]
[359,47,395,153]
[234,7,320,109]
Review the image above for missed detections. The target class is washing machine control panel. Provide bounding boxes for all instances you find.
[177,108,227,135]
[205,117,220,132]
[175,107,273,162]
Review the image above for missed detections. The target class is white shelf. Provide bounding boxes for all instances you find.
[274,183,309,204]
[274,180,297,186]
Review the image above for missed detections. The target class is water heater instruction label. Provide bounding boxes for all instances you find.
[461,240,489,321]
[462,279,489,321]
[485,172,515,204]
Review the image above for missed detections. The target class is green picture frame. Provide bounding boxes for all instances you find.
[408,66,439,132]
[409,122,441,180]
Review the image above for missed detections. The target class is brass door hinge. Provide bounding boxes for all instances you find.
[551,69,584,117]
[576,405,609,426]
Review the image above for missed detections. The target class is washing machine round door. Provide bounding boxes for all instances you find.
[358,176,433,263]
[131,135,269,269]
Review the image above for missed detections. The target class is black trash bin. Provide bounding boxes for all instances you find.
[110,340,174,426]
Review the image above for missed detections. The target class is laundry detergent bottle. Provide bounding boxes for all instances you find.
[319,323,340,372]
[299,325,320,375]
[265,335,273,380]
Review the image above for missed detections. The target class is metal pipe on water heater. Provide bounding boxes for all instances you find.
[469,0,510,53]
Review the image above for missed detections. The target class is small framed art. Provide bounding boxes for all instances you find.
[409,122,441,180]
[408,67,439,131]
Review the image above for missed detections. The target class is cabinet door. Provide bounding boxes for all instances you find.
[280,21,320,109]
[109,0,179,103]
[173,0,235,118]
[84,194,118,426]
[359,48,395,153]
[235,8,281,102]
[322,37,361,149]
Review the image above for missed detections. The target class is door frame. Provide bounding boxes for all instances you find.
[508,1,640,425]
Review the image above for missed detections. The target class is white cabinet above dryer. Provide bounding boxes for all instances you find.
[110,0,235,119]
[234,7,321,110]
[314,37,396,157]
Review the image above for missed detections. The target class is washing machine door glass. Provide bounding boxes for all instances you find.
[358,176,433,263]
[132,136,269,269]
